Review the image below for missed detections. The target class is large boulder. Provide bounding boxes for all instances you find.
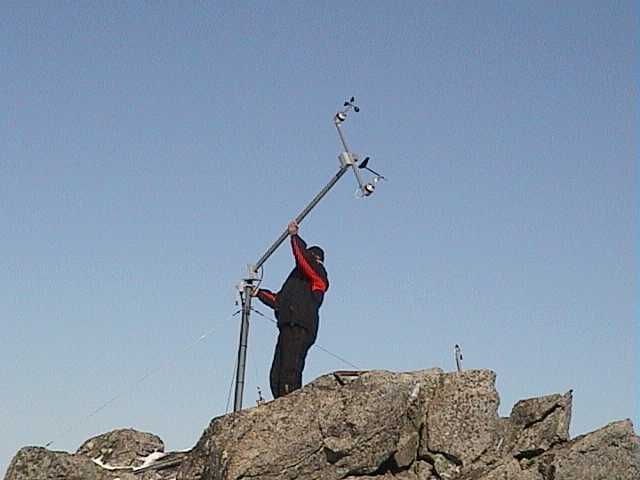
[5,430,179,480]
[509,391,572,458]
[492,391,573,461]
[525,419,639,480]
[76,428,164,468]
[4,447,108,480]
[176,369,446,480]
[423,369,499,467]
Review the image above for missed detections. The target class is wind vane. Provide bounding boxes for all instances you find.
[233,98,385,411]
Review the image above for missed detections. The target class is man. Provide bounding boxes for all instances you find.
[253,220,329,398]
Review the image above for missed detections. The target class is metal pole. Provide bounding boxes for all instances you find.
[335,121,366,191]
[233,284,254,412]
[233,163,351,412]
[254,164,350,271]
[455,344,463,372]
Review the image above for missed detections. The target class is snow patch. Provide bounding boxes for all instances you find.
[136,450,167,470]
[410,383,420,400]
[92,456,118,470]
[91,456,134,471]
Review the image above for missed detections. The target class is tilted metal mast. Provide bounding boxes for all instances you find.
[233,99,383,411]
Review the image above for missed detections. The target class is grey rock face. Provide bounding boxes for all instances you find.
[474,460,542,480]
[4,447,108,480]
[76,428,165,468]
[5,369,638,480]
[479,389,575,470]
[5,432,179,480]
[507,391,572,458]
[424,370,499,466]
[176,369,445,480]
[526,420,640,480]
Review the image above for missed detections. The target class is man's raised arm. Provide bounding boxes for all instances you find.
[288,221,328,294]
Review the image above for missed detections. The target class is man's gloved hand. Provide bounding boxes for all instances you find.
[287,220,299,236]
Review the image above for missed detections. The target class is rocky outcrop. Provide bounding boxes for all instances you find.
[5,369,639,480]
[4,447,110,480]
[176,369,445,480]
[500,391,573,460]
[525,420,639,480]
[76,428,165,468]
[5,430,184,480]
[424,369,499,466]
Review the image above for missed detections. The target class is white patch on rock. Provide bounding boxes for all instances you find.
[92,456,118,470]
[410,383,420,400]
[136,450,167,470]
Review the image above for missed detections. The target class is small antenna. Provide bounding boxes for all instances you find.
[455,344,463,372]
[256,386,265,406]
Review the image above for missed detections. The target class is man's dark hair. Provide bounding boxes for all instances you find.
[307,246,324,262]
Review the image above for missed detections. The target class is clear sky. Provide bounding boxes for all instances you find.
[1,1,637,476]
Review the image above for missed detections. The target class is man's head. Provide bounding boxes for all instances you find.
[308,246,324,263]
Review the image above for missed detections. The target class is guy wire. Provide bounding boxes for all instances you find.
[44,317,225,449]
[225,311,241,415]
[44,303,359,447]
[250,308,360,370]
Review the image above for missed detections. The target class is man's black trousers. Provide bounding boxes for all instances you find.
[270,324,315,399]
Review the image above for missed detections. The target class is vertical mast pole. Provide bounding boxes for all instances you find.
[233,282,254,412]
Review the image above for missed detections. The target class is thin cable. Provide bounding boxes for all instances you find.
[44,320,222,448]
[224,310,242,413]
[308,343,360,370]
[225,348,239,413]
[251,308,360,370]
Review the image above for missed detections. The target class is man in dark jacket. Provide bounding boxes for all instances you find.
[253,220,329,398]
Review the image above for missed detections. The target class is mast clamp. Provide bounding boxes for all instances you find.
[339,152,358,168]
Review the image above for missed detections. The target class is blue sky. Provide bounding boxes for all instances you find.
[1,1,637,475]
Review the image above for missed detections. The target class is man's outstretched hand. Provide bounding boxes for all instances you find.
[287,220,299,236]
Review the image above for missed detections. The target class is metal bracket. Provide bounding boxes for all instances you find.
[339,152,357,168]
[238,264,257,292]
